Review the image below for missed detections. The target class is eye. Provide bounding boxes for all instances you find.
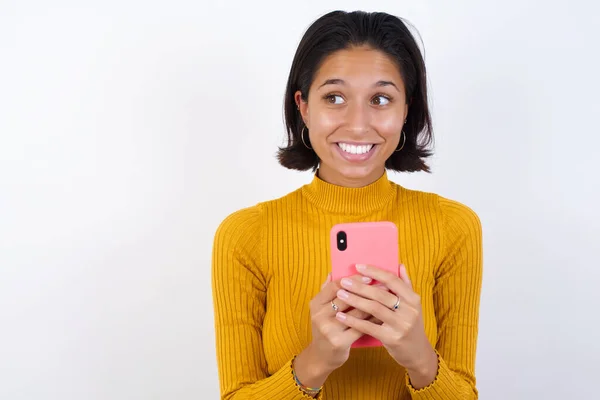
[372,95,391,106]
[325,94,345,105]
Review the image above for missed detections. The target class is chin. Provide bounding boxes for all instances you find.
[317,146,389,185]
[339,166,372,178]
[330,164,383,184]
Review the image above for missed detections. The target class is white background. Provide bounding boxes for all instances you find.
[1,1,599,399]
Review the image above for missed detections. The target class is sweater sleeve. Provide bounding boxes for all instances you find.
[211,206,320,400]
[407,197,483,399]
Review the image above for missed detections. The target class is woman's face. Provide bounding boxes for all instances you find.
[296,45,408,188]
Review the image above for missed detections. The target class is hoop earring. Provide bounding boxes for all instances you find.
[395,130,406,152]
[301,126,312,150]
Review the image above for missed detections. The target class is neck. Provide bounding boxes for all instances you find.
[301,169,397,215]
[316,165,386,188]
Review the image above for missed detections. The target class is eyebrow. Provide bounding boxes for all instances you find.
[318,78,400,92]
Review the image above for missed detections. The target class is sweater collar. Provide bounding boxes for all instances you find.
[301,170,397,215]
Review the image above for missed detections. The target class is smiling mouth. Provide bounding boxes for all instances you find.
[336,142,375,155]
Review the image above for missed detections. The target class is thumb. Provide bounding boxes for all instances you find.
[399,264,412,288]
[321,273,331,289]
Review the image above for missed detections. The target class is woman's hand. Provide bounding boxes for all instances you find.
[293,273,376,390]
[333,264,439,389]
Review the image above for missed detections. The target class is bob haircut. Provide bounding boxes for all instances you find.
[277,10,433,173]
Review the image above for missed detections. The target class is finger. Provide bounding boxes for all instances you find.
[323,297,352,315]
[324,283,374,321]
[365,315,383,325]
[346,307,371,320]
[336,289,396,323]
[321,273,331,289]
[327,292,373,317]
[337,325,366,346]
[325,281,370,315]
[374,283,390,292]
[336,311,382,338]
[340,277,398,309]
[317,312,365,340]
[314,280,342,305]
[399,264,411,285]
[356,264,415,303]
[315,274,372,306]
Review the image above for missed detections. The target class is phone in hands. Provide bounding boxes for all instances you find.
[330,221,400,348]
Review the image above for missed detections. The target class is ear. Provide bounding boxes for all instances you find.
[294,90,309,126]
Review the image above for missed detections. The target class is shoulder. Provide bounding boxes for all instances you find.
[393,184,482,239]
[436,195,482,239]
[212,204,264,255]
[213,186,303,240]
[216,204,263,232]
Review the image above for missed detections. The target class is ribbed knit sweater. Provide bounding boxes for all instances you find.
[211,171,483,399]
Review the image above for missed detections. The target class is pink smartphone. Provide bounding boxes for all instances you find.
[330,221,399,348]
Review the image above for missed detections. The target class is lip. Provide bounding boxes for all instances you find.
[336,141,375,146]
[334,142,378,163]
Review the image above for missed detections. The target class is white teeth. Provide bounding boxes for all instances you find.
[338,143,374,155]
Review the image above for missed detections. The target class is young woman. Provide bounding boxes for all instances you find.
[212,10,483,399]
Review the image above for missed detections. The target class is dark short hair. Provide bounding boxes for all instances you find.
[277,10,434,173]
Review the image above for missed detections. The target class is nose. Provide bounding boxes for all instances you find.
[345,101,371,136]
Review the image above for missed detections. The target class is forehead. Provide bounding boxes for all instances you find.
[312,46,404,89]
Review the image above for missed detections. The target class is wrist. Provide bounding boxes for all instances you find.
[406,347,438,389]
[293,345,331,390]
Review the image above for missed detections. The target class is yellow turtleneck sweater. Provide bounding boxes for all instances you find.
[211,172,483,399]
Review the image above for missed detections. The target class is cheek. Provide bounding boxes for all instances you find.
[309,110,342,134]
[374,115,404,138]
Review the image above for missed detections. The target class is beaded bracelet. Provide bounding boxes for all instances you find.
[292,366,322,396]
